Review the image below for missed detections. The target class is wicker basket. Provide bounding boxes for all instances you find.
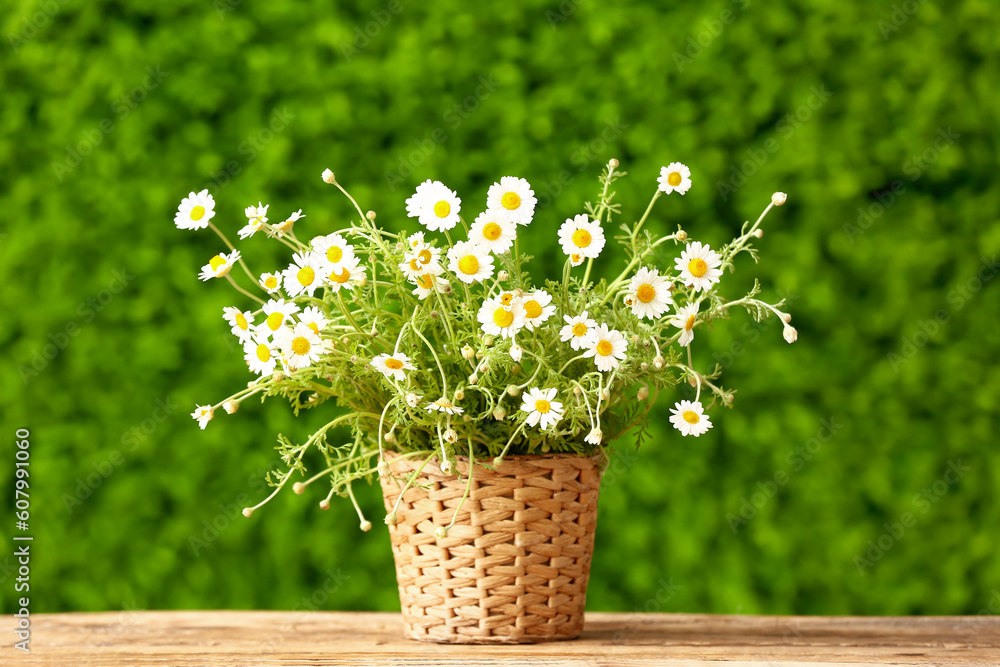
[380,450,605,644]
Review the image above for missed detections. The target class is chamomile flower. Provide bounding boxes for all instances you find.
[426,398,464,415]
[324,255,367,292]
[658,162,692,195]
[371,353,416,382]
[223,307,255,342]
[584,428,603,446]
[627,267,673,320]
[468,210,516,254]
[399,245,442,279]
[298,306,330,335]
[275,322,329,370]
[259,272,282,294]
[282,252,325,297]
[198,250,241,281]
[509,344,523,362]
[477,295,525,339]
[174,190,215,230]
[569,252,585,267]
[447,241,494,284]
[256,299,300,338]
[669,400,713,437]
[558,214,606,259]
[405,392,421,408]
[411,270,449,300]
[311,233,356,270]
[675,241,723,292]
[191,405,214,430]
[669,303,700,347]
[520,290,555,330]
[487,176,537,226]
[405,231,428,251]
[583,324,628,372]
[560,311,598,350]
[244,336,279,376]
[405,179,462,232]
[271,209,304,235]
[238,202,269,239]
[520,387,563,430]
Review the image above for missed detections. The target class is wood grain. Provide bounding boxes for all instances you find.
[12,611,999,665]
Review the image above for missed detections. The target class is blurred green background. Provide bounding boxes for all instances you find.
[3,0,999,617]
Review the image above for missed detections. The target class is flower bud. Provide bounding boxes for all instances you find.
[242,507,254,518]
[783,325,798,344]
[498,270,509,281]
[462,414,471,423]
[492,456,503,468]
[752,228,764,238]
[444,428,458,443]
[493,406,507,420]
[454,388,465,401]
[510,345,523,362]
[469,373,478,384]
[781,312,792,324]
[541,443,551,453]
[772,192,787,206]
[461,345,475,360]
[384,512,396,525]
[405,392,420,408]
[478,362,489,373]
[676,229,688,242]
[434,527,448,539]
[442,283,453,294]
[653,356,664,369]
[430,310,439,319]
[637,386,649,400]
[384,432,395,443]
[640,362,649,371]
[507,385,520,397]
[223,399,240,414]
[292,482,305,495]
[609,158,620,169]
[319,499,330,510]
[359,520,372,532]
[377,460,389,477]
[440,459,452,473]
[321,168,336,184]
[601,389,610,401]
[366,210,376,221]
[483,336,495,347]
[573,385,582,396]
[341,336,350,344]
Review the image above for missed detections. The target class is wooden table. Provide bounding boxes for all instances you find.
[14,611,999,665]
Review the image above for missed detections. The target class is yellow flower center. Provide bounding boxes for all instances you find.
[416,273,435,290]
[500,293,513,306]
[264,276,278,290]
[433,200,451,218]
[291,336,311,355]
[682,410,700,424]
[572,322,588,337]
[493,307,514,328]
[256,344,271,362]
[667,171,682,187]
[297,266,315,286]
[307,322,320,334]
[408,258,421,271]
[501,192,521,210]
[327,246,343,263]
[688,258,708,278]
[417,248,432,264]
[235,313,248,330]
[572,229,592,248]
[596,340,613,356]
[209,255,227,271]
[384,358,404,370]
[330,267,351,284]
[535,399,551,414]
[636,284,656,303]
[190,205,206,221]
[685,314,696,331]
[482,222,503,240]
[524,300,542,319]
[266,312,284,330]
[571,253,582,264]
[458,254,479,275]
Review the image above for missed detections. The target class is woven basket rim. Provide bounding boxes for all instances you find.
[382,450,607,463]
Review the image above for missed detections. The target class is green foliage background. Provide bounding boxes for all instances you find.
[2,0,998,616]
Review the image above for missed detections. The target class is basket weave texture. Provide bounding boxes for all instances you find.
[380,451,604,644]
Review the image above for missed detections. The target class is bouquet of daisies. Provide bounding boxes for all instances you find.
[175,160,793,528]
